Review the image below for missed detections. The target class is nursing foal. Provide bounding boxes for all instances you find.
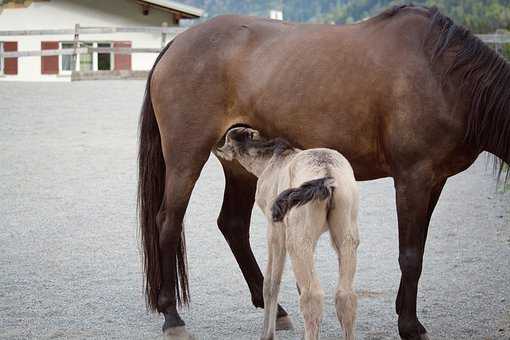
[216,127,360,340]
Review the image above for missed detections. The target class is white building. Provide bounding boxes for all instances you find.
[0,0,203,81]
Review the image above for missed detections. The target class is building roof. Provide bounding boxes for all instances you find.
[136,0,203,18]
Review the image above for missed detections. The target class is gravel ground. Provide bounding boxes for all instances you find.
[0,81,509,340]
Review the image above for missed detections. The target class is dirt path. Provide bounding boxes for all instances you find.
[0,81,508,339]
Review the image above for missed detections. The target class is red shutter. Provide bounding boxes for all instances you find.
[41,41,59,75]
[114,41,131,71]
[4,41,18,75]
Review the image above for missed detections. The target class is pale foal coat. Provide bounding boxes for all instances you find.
[216,128,360,340]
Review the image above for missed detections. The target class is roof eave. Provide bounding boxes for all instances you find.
[136,0,203,19]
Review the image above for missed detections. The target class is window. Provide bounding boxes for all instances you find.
[59,41,113,73]
[60,42,73,72]
[80,42,93,72]
[0,42,3,75]
[97,42,112,71]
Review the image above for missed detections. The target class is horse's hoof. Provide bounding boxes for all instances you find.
[401,334,429,340]
[419,333,430,340]
[163,326,196,340]
[276,315,294,331]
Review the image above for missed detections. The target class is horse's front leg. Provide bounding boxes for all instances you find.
[217,159,293,330]
[394,174,446,340]
[396,178,447,330]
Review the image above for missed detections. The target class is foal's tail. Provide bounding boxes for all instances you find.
[138,41,189,311]
[271,177,335,222]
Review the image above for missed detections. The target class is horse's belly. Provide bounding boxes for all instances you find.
[235,39,392,179]
[251,110,390,180]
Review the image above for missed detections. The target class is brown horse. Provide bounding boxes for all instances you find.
[138,5,510,339]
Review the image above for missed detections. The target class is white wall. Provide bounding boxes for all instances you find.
[0,0,183,81]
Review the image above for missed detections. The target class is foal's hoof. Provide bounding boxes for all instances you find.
[163,326,196,340]
[260,336,276,340]
[276,315,294,331]
[402,333,429,340]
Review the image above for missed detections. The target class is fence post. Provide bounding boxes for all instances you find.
[495,29,506,56]
[161,22,168,48]
[71,23,80,72]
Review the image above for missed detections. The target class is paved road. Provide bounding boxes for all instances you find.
[0,81,509,340]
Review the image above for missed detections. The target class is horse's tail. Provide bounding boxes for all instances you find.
[271,177,335,222]
[138,41,189,311]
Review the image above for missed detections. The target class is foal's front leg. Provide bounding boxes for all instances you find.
[218,159,291,328]
[261,222,287,340]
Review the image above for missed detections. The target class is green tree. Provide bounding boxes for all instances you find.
[318,0,510,33]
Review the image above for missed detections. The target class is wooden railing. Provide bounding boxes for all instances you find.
[0,24,187,71]
[0,26,185,36]
[0,25,508,60]
[0,47,163,58]
[476,32,510,44]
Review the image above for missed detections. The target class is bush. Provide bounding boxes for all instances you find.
[501,43,510,60]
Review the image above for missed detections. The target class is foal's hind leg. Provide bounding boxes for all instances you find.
[218,159,291,330]
[287,209,325,340]
[329,204,360,340]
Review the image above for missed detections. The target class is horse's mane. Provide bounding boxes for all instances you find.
[240,136,294,158]
[370,4,430,21]
[381,4,510,180]
[426,6,510,180]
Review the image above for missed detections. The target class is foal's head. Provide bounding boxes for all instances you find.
[216,127,294,176]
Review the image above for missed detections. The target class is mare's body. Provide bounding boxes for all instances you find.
[138,5,510,339]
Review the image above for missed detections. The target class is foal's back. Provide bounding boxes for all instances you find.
[288,148,356,186]
[288,148,358,220]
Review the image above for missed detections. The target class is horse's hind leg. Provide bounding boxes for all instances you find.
[217,159,292,330]
[328,203,360,340]
[157,133,215,339]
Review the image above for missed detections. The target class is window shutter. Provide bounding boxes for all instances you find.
[41,41,59,75]
[114,41,132,71]
[4,41,18,75]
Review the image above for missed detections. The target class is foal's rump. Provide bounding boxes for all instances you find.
[271,176,335,222]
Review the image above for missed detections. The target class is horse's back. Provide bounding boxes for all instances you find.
[153,10,432,90]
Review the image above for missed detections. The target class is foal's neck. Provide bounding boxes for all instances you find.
[238,150,297,178]
[237,154,273,178]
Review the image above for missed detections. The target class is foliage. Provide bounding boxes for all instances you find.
[501,34,510,59]
[320,0,510,32]
[180,0,344,21]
